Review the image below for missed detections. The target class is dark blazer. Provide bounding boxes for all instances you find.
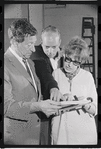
[30,44,59,100]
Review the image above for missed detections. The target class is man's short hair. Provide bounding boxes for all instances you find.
[8,18,37,43]
[41,25,61,39]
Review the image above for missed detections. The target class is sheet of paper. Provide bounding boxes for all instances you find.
[60,99,90,107]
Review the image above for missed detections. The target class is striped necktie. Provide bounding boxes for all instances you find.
[22,58,32,78]
[22,58,37,92]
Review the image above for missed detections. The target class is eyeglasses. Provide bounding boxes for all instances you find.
[64,56,81,66]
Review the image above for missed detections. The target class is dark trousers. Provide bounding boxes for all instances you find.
[40,116,53,145]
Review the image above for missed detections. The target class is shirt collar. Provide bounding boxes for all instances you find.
[9,47,23,62]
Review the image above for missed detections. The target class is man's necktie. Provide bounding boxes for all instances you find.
[22,58,32,78]
[22,58,37,92]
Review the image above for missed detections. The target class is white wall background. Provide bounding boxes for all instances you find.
[43,4,97,47]
[4,4,97,47]
[29,4,43,45]
[4,4,28,18]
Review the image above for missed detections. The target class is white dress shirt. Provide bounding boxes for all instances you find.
[50,58,59,70]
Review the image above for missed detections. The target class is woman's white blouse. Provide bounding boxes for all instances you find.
[52,68,97,115]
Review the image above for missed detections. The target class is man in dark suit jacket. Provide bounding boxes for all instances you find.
[31,45,63,100]
[30,25,64,144]
[4,20,61,145]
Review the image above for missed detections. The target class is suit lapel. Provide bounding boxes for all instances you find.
[47,58,53,72]
[40,46,53,73]
[28,59,42,100]
[6,49,34,86]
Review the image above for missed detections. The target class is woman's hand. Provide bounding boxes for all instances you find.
[82,102,96,116]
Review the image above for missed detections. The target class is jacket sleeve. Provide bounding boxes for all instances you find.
[33,60,59,100]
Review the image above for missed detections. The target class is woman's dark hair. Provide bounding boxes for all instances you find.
[63,36,89,61]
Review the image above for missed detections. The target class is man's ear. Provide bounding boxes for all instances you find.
[10,38,16,45]
[13,39,20,49]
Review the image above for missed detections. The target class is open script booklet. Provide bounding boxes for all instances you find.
[58,97,92,114]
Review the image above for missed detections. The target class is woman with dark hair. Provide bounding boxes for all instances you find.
[51,36,97,145]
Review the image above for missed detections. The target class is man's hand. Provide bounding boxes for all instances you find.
[38,99,61,117]
[50,88,65,101]
[63,93,75,101]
